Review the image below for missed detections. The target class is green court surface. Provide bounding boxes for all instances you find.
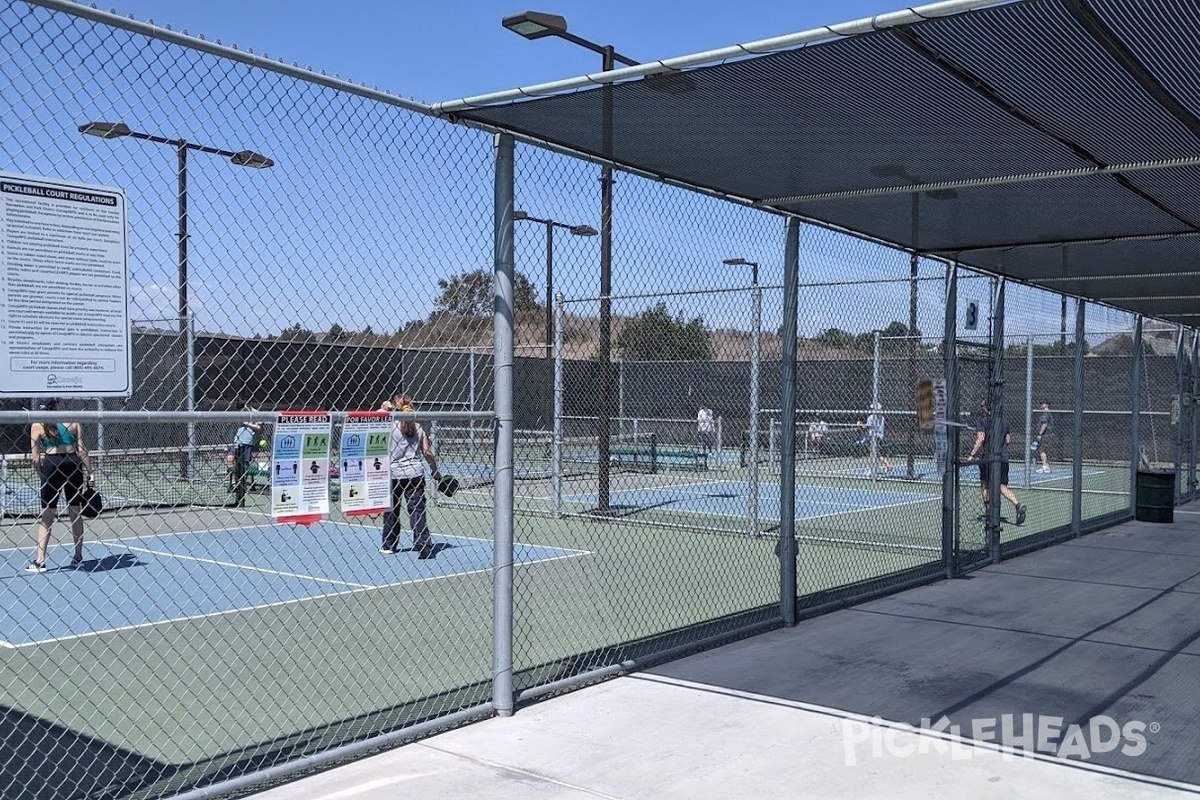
[0,459,1135,798]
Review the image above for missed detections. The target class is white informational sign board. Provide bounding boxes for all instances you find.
[270,412,332,525]
[0,172,131,397]
[339,411,392,517]
[932,378,947,425]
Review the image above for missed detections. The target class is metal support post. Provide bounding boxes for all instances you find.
[1071,300,1086,536]
[778,218,801,625]
[1129,317,1143,513]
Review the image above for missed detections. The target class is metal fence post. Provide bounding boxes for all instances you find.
[779,217,801,625]
[1071,300,1086,536]
[748,274,762,538]
[492,132,515,716]
[552,293,564,518]
[1176,325,1186,502]
[1024,334,1034,490]
[1129,316,1143,513]
[987,277,1005,564]
[1185,328,1195,496]
[941,261,957,577]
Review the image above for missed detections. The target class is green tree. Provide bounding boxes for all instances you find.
[278,323,317,342]
[434,269,542,317]
[326,323,348,343]
[814,327,855,348]
[617,302,713,361]
[881,320,919,339]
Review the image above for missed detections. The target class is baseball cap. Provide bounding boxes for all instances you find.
[38,397,60,410]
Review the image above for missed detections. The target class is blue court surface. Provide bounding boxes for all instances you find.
[834,462,1092,484]
[0,522,585,647]
[567,480,935,522]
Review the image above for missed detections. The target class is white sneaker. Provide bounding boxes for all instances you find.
[25,561,46,573]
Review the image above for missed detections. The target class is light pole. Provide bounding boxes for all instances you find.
[503,11,638,514]
[79,121,273,478]
[725,258,761,536]
[514,209,598,427]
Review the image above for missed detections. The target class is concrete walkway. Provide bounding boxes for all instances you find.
[253,506,1200,799]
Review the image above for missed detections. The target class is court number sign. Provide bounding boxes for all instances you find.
[964,300,980,331]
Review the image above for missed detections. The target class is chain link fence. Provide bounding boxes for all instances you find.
[2,2,1200,799]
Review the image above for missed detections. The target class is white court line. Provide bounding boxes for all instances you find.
[562,482,939,524]
[1,537,589,649]
[119,545,376,589]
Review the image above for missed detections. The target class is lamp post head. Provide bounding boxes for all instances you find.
[724,257,758,266]
[570,224,598,237]
[513,209,530,220]
[230,150,274,169]
[502,11,568,40]
[79,121,131,139]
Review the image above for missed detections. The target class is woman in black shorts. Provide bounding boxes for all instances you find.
[27,398,94,573]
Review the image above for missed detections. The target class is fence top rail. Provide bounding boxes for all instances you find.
[0,410,495,424]
[26,0,436,113]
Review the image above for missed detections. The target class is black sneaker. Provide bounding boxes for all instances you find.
[1015,504,1027,526]
[417,544,435,560]
[71,555,84,568]
[25,562,46,574]
[379,546,396,555]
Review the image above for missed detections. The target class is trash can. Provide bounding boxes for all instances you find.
[1135,469,1175,523]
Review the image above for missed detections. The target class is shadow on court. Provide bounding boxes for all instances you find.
[0,705,172,800]
[647,502,1200,787]
[72,553,143,573]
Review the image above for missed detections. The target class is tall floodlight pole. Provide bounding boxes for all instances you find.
[514,209,598,428]
[725,258,761,536]
[502,11,639,514]
[79,122,273,479]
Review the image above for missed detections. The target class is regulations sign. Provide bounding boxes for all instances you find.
[339,411,392,517]
[0,172,131,397]
[271,412,333,525]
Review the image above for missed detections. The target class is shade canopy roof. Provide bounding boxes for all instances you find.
[442,0,1200,327]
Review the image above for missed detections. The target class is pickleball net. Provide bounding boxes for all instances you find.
[430,425,661,489]
[1,444,245,517]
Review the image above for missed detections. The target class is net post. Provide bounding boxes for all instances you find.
[715,415,723,471]
[429,420,440,508]
[649,432,658,475]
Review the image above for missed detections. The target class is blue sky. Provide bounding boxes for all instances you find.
[4,1,1120,344]
[96,1,913,104]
